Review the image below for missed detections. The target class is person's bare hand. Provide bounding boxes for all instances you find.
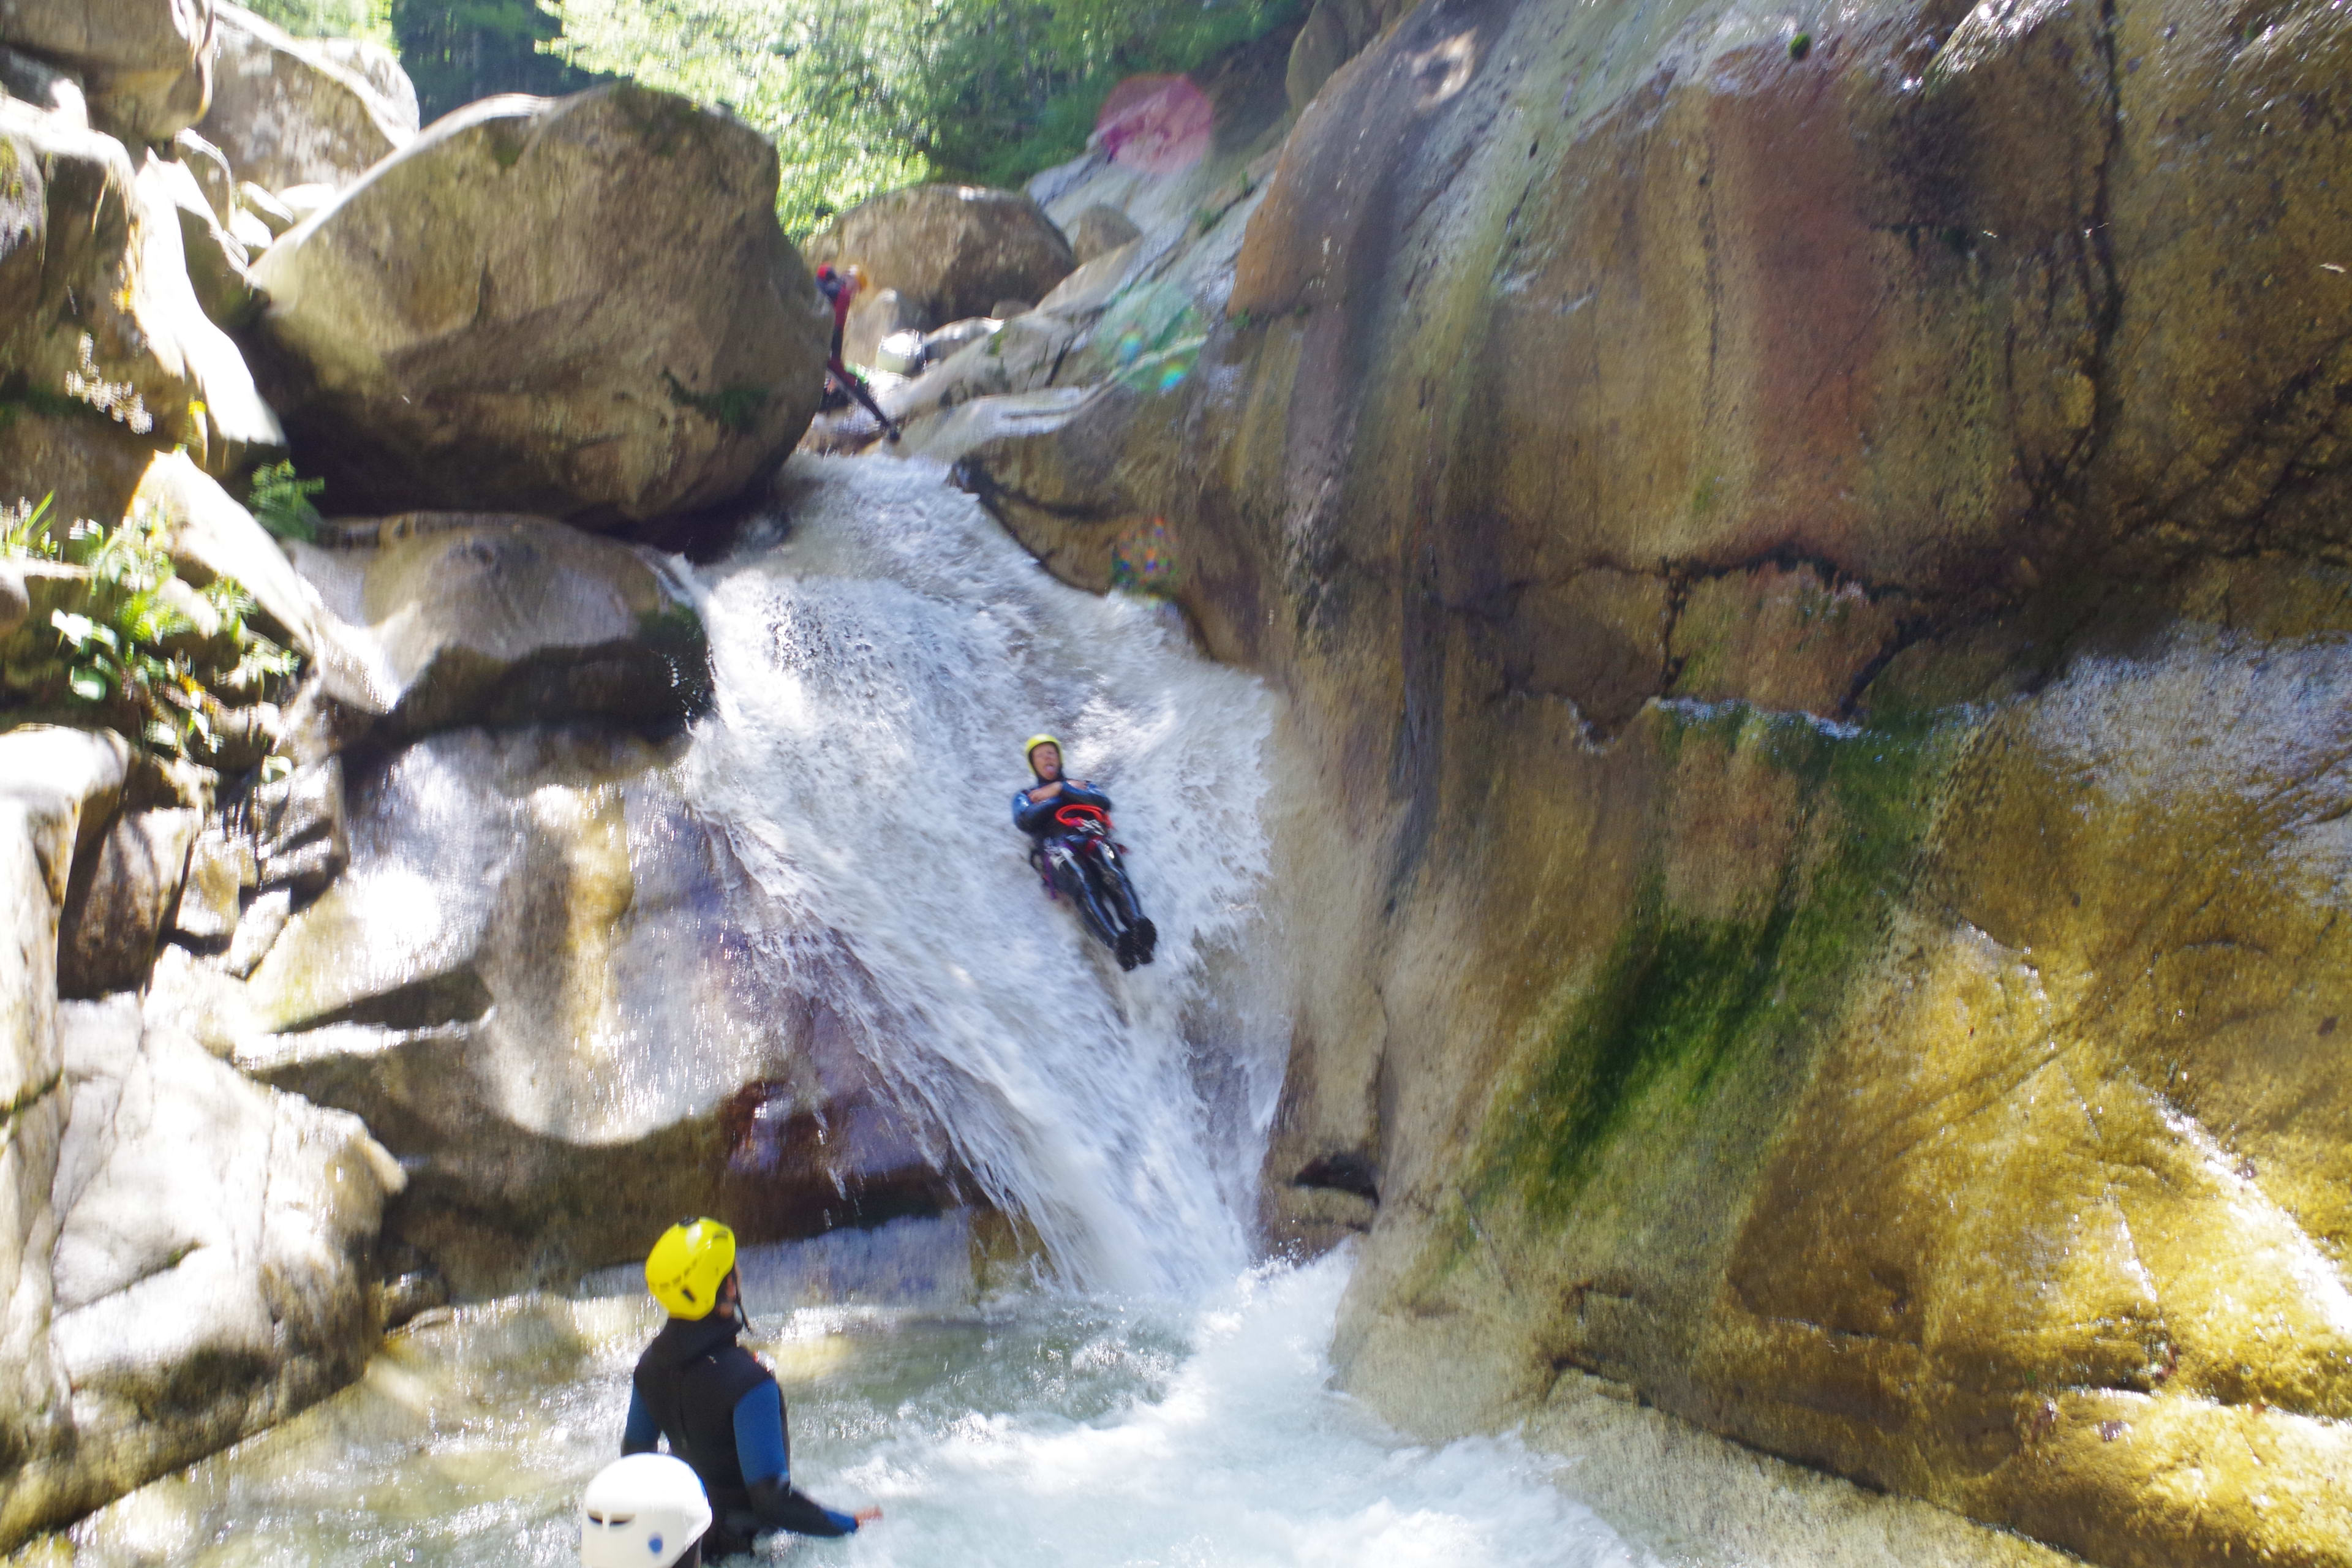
[1032,781,1064,801]
[853,1507,883,1527]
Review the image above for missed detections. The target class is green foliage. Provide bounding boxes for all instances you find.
[661,371,769,434]
[549,0,1302,235]
[243,0,397,45]
[2,499,303,761]
[246,461,325,543]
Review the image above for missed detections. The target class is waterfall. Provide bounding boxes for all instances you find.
[680,455,1283,1297]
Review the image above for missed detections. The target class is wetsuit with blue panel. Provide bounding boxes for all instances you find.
[1014,780,1125,929]
[623,1311,857,1557]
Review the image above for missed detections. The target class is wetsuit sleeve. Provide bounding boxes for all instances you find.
[733,1382,788,1485]
[1014,788,1062,835]
[621,1386,660,1456]
[1061,783,1112,811]
[734,1384,859,1536]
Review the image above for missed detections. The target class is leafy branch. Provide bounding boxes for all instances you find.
[2,495,303,761]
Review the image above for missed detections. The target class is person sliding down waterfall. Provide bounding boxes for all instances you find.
[813,263,903,442]
[1015,734,1158,971]
[621,1219,879,1560]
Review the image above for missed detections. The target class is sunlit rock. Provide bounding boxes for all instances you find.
[804,183,1076,329]
[288,519,710,740]
[841,285,925,371]
[246,85,829,526]
[951,0,2352,1559]
[0,100,284,481]
[0,0,211,142]
[41,995,400,1528]
[194,3,413,193]
[137,146,258,329]
[0,726,126,1550]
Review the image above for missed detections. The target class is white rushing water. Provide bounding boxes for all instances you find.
[684,456,1282,1295]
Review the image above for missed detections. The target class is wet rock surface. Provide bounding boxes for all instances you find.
[244,84,830,525]
[221,725,971,1298]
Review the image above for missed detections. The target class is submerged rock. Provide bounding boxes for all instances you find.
[246,84,829,526]
[196,4,414,194]
[804,183,1076,328]
[0,0,212,142]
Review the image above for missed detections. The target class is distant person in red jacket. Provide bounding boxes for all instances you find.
[814,264,902,442]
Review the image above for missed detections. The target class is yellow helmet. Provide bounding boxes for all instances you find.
[645,1218,736,1319]
[1023,733,1062,775]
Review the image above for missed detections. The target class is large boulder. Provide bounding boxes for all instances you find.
[42,995,401,1524]
[287,518,712,739]
[0,100,284,480]
[0,0,211,141]
[803,184,1076,328]
[195,2,413,193]
[0,727,124,1551]
[246,85,830,526]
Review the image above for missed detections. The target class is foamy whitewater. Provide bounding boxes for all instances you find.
[684,458,1281,1295]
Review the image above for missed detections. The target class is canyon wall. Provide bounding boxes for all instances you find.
[960,0,2352,1560]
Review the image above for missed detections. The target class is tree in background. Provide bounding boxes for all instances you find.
[392,0,606,121]
[237,0,395,44]
[551,0,1300,235]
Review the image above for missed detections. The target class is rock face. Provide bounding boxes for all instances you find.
[218,725,965,1297]
[0,100,284,480]
[288,519,712,739]
[0,0,213,141]
[246,85,830,526]
[804,184,1076,328]
[949,0,2352,1563]
[0,727,125,1550]
[195,2,414,194]
[40,996,399,1526]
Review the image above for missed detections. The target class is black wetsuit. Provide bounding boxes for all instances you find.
[1014,779,1152,960]
[624,1313,856,1558]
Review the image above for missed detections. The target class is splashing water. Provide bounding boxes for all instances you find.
[683,457,1281,1295]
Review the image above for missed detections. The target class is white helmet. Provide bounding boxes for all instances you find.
[580,1453,712,1568]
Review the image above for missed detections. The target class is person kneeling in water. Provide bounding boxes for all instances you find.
[621,1218,878,1558]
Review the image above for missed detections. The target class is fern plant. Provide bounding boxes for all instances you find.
[2,496,304,760]
[246,460,325,543]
